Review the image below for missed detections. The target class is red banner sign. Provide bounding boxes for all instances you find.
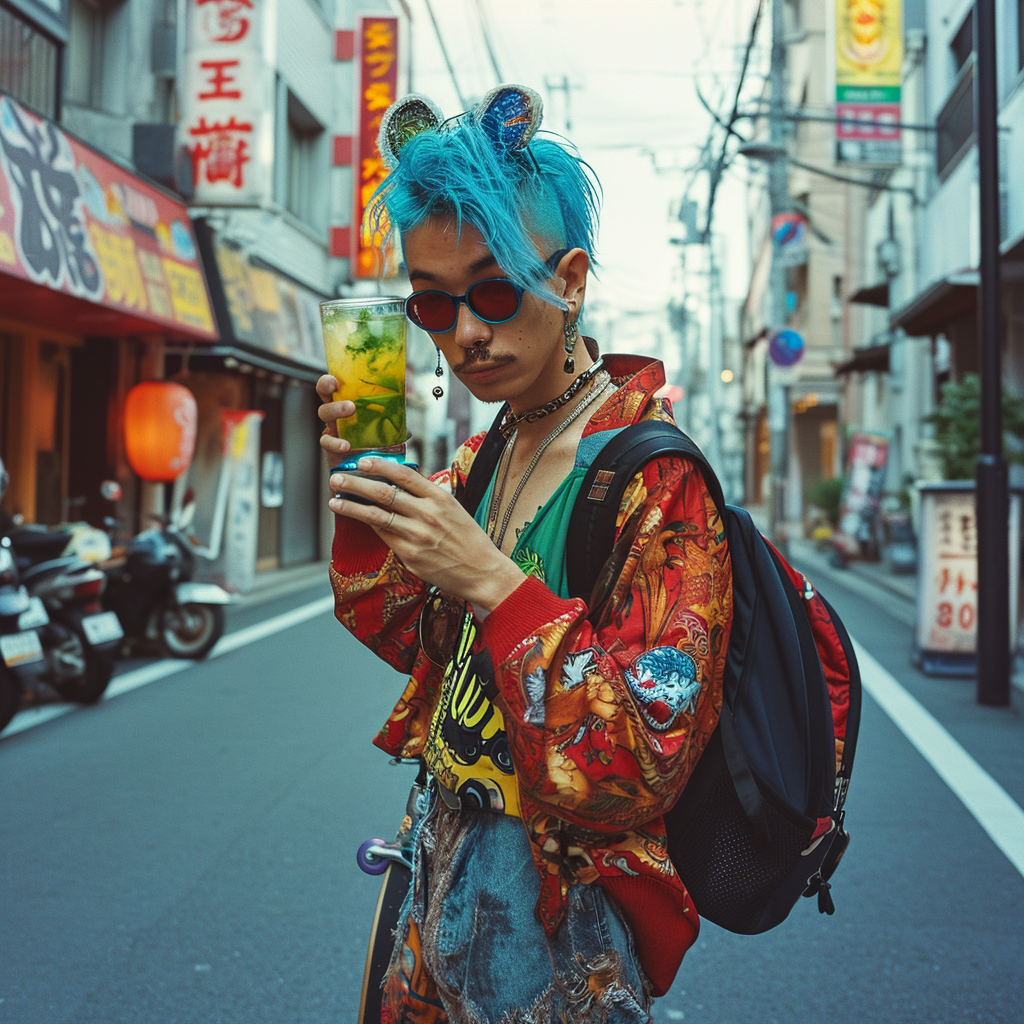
[353,15,399,279]
[0,92,216,338]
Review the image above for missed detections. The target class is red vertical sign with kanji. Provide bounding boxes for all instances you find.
[179,0,271,205]
[353,15,399,278]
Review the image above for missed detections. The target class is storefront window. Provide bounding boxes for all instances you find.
[0,5,60,119]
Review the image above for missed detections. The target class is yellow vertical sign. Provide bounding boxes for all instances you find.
[834,0,903,165]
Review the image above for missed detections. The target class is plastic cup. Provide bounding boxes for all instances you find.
[320,297,408,471]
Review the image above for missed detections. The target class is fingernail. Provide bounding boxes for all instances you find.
[331,474,345,489]
[357,458,373,471]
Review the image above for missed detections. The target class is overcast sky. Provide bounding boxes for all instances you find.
[403,0,765,318]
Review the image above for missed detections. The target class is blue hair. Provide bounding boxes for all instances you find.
[370,119,600,306]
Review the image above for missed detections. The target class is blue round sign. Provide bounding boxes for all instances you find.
[769,329,805,367]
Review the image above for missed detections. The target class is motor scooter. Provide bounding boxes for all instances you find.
[0,535,48,732]
[100,484,231,659]
[0,464,121,722]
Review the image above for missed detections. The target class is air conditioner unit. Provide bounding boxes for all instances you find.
[151,21,177,78]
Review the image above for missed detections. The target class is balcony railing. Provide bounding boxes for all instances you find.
[936,56,975,180]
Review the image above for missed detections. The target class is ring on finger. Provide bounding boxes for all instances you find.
[385,484,399,509]
[385,511,396,531]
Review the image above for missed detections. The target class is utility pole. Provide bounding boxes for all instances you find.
[766,0,790,553]
[974,0,1010,706]
[544,75,579,133]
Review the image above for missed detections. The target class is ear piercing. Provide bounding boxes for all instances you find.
[563,310,579,374]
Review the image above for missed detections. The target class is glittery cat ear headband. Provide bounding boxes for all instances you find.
[377,84,544,169]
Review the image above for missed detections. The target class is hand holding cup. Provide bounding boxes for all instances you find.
[317,374,356,459]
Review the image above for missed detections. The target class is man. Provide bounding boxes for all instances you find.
[317,86,732,1023]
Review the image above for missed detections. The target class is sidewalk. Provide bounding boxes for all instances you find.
[230,560,330,608]
[783,533,1024,692]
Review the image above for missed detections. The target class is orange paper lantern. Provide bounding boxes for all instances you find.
[124,382,198,482]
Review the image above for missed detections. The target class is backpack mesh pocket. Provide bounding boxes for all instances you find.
[670,763,813,934]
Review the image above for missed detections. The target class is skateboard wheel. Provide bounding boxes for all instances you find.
[357,838,390,875]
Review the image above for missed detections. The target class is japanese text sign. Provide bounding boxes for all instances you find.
[353,15,400,279]
[213,237,325,368]
[916,486,1021,657]
[180,0,271,205]
[833,0,903,166]
[0,92,215,337]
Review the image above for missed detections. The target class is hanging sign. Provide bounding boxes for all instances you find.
[0,92,215,337]
[772,212,808,268]
[179,0,272,205]
[768,328,805,367]
[353,15,400,278]
[834,0,903,166]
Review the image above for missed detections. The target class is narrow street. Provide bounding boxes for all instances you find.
[2,561,1022,1023]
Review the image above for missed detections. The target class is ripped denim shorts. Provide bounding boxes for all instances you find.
[387,792,653,1024]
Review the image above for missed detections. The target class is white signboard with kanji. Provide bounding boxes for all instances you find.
[915,484,1021,658]
[178,0,272,205]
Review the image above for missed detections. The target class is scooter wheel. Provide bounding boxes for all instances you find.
[357,838,391,876]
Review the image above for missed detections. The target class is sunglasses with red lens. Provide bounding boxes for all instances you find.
[405,278,524,334]
[405,249,572,334]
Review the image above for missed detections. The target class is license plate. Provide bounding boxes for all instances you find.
[81,611,124,646]
[17,596,49,631]
[0,630,44,667]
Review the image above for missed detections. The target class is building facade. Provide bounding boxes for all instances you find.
[0,0,432,591]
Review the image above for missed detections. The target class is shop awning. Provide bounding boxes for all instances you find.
[0,92,216,341]
[889,273,978,336]
[193,218,328,378]
[849,282,890,307]
[834,343,890,375]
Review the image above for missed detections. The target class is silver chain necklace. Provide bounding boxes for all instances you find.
[487,371,613,550]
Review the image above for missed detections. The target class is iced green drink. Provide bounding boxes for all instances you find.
[320,297,408,466]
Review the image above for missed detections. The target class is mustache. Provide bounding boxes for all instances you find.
[454,350,516,373]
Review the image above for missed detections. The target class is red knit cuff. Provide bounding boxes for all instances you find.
[477,575,582,669]
[331,516,389,575]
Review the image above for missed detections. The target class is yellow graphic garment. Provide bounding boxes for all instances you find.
[423,462,590,815]
[423,608,519,815]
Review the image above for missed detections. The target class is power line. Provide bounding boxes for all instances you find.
[701,0,766,242]
[473,0,504,84]
[422,0,469,109]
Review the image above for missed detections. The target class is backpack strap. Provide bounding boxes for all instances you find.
[455,405,510,516]
[565,419,726,603]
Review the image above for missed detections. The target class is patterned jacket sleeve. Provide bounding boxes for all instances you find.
[328,464,456,675]
[475,454,732,834]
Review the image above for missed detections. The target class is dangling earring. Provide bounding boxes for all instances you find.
[563,310,579,374]
[432,346,444,399]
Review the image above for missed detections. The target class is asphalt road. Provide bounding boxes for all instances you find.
[1,565,1022,1023]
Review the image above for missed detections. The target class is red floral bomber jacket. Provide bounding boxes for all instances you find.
[328,353,733,996]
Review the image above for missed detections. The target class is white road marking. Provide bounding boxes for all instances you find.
[207,595,335,657]
[104,659,190,699]
[1,703,76,736]
[1,595,336,740]
[854,639,1024,879]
